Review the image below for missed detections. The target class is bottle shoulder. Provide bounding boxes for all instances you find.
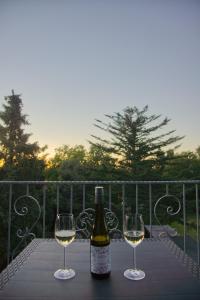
[91,234,110,246]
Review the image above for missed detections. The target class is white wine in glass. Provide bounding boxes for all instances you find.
[54,213,76,280]
[123,213,145,280]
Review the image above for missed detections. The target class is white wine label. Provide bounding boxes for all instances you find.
[91,245,111,274]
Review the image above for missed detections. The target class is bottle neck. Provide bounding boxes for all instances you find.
[94,202,104,221]
[95,186,104,205]
[94,186,107,230]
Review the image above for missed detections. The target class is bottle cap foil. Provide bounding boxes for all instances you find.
[95,186,104,203]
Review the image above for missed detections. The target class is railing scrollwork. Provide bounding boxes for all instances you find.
[76,208,122,238]
[154,192,181,238]
[12,195,41,258]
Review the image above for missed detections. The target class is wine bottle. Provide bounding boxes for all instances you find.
[90,186,111,279]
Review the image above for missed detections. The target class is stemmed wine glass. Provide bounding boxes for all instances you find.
[123,213,145,280]
[54,213,76,280]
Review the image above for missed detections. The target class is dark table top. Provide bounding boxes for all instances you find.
[0,238,200,300]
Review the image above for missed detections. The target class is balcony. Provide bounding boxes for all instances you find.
[0,180,200,270]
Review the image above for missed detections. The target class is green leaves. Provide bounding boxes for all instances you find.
[0,90,46,180]
[89,106,184,178]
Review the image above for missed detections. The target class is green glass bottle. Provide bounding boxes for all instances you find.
[90,186,111,279]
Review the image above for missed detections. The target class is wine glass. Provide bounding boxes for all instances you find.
[54,213,76,280]
[123,213,145,280]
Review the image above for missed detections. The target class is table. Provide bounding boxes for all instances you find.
[0,238,200,300]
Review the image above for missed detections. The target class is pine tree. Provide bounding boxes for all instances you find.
[90,106,184,178]
[0,90,46,179]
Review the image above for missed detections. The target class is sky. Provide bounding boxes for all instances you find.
[0,0,200,156]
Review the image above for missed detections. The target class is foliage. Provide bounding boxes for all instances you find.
[47,145,87,180]
[47,144,119,181]
[163,148,200,180]
[86,145,119,180]
[50,145,87,168]
[0,90,47,180]
[89,106,184,179]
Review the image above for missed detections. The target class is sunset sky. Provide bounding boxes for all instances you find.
[0,0,200,156]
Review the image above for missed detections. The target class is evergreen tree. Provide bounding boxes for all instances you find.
[90,106,184,178]
[0,90,46,179]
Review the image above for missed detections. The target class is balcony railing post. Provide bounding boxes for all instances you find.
[109,184,112,210]
[196,184,199,265]
[149,184,152,238]
[7,184,12,265]
[26,184,29,196]
[183,184,186,253]
[42,185,46,238]
[56,185,60,214]
[166,184,169,195]
[70,184,73,214]
[82,184,85,210]
[136,184,138,214]
[122,184,125,225]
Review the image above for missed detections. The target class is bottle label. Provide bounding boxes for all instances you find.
[91,245,111,274]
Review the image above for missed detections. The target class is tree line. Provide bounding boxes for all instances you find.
[1,91,200,182]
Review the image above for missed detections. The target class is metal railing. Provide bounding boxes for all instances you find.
[0,180,199,266]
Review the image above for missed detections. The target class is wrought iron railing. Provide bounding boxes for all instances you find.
[0,180,199,266]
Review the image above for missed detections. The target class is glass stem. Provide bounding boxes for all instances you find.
[133,247,137,270]
[64,247,66,270]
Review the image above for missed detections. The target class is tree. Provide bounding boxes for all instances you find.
[163,148,200,180]
[196,146,200,159]
[47,145,87,180]
[47,144,119,181]
[90,106,184,178]
[0,90,46,179]
[86,145,119,180]
[49,145,87,168]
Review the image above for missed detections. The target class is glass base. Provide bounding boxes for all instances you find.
[54,268,75,280]
[124,269,145,280]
